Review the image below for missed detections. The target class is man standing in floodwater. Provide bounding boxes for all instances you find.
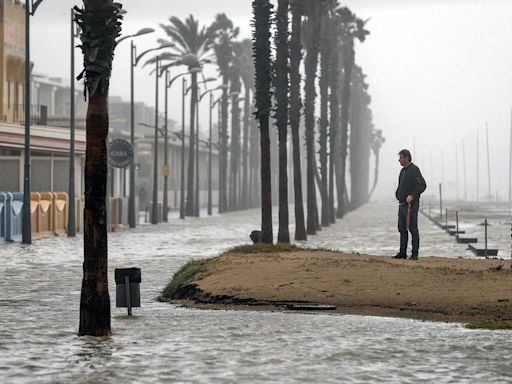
[394,149,427,260]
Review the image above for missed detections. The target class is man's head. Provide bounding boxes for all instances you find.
[398,149,412,167]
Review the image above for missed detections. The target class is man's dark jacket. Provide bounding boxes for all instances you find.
[395,163,427,205]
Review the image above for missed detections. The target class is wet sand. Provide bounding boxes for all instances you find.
[171,248,512,324]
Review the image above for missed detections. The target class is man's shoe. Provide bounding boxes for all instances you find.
[393,253,407,259]
[409,255,419,260]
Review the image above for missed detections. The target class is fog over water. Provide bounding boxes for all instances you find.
[31,0,512,201]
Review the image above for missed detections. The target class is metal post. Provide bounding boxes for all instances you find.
[462,139,467,201]
[208,93,213,216]
[22,1,32,244]
[485,122,491,201]
[455,210,459,242]
[476,129,480,202]
[195,87,200,217]
[439,183,443,219]
[180,78,186,220]
[163,70,169,222]
[124,275,132,316]
[151,58,159,225]
[509,108,512,212]
[68,8,77,237]
[484,218,488,259]
[128,40,136,228]
[455,143,459,202]
[445,208,448,230]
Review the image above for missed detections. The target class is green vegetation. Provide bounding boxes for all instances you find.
[161,259,213,299]
[227,243,300,254]
[465,321,512,330]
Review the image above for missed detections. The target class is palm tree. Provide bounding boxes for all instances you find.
[302,1,320,235]
[328,11,341,224]
[350,65,373,208]
[318,4,337,227]
[303,0,329,234]
[228,50,242,210]
[274,0,290,243]
[289,0,307,241]
[253,0,273,244]
[156,15,217,216]
[76,0,122,337]
[212,14,239,213]
[369,129,385,200]
[336,7,369,218]
[235,39,255,210]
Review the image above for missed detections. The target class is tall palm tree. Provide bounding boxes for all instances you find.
[328,10,341,224]
[253,0,273,244]
[76,0,122,337]
[274,0,290,243]
[369,129,385,200]
[302,0,320,235]
[289,0,307,241]
[212,14,239,213]
[235,39,255,210]
[318,4,337,227]
[156,15,217,216]
[350,65,373,208]
[228,50,242,210]
[303,0,329,234]
[336,7,369,218]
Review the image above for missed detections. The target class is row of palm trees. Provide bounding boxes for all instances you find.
[253,0,384,244]
[145,14,261,217]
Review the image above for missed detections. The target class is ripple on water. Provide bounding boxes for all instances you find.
[1,204,511,383]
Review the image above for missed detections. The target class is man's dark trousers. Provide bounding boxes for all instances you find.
[398,203,419,257]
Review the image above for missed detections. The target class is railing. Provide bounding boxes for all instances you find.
[12,104,48,126]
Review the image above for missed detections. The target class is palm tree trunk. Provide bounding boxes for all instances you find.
[304,19,321,235]
[253,0,273,243]
[186,71,197,216]
[242,89,250,209]
[328,30,340,224]
[230,92,241,210]
[319,20,330,227]
[275,0,290,243]
[220,79,229,213]
[77,0,121,336]
[337,41,354,218]
[290,0,307,241]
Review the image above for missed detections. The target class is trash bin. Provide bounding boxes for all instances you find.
[115,268,141,312]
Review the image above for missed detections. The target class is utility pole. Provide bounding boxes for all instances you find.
[509,108,512,211]
[455,143,459,201]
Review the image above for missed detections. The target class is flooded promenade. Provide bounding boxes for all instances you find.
[0,202,511,383]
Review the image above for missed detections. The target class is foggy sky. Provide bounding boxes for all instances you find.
[29,0,512,202]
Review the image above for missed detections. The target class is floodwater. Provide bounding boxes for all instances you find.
[1,202,511,383]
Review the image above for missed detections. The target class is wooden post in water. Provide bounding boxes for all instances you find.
[485,122,491,201]
[445,208,448,229]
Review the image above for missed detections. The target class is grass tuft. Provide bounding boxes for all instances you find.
[162,259,213,299]
[465,321,512,330]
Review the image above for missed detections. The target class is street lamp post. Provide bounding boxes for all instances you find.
[126,38,170,228]
[181,78,187,219]
[151,57,160,225]
[22,0,45,245]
